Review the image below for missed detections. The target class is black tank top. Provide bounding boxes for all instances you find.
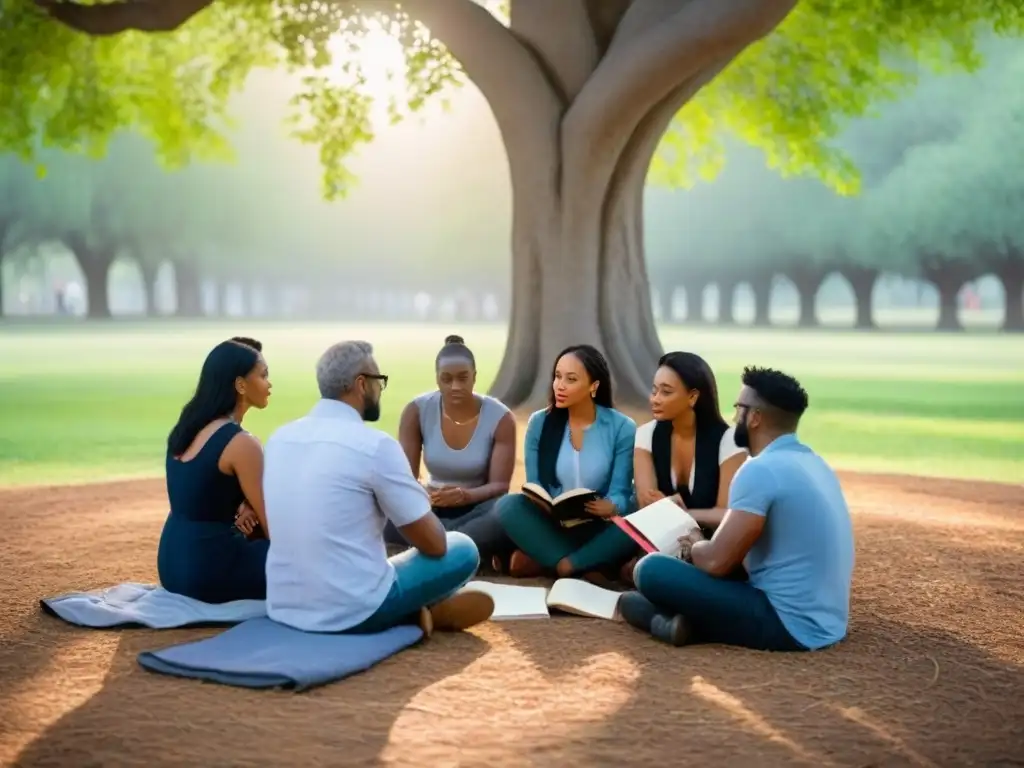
[165,422,246,524]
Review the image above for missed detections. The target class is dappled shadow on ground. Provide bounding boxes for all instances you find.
[2,472,1022,766]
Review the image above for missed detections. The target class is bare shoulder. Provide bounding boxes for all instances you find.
[224,429,264,460]
[494,410,517,436]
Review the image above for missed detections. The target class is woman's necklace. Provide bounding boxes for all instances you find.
[444,407,479,427]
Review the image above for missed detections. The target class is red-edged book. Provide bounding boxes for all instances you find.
[612,498,701,556]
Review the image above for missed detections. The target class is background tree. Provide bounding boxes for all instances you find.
[5,1,1024,404]
[856,49,1024,332]
[0,156,37,316]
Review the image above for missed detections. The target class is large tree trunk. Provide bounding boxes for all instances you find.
[749,272,772,327]
[66,235,114,319]
[994,257,1023,332]
[921,260,974,332]
[406,0,798,408]
[785,265,827,328]
[173,260,203,317]
[838,265,878,330]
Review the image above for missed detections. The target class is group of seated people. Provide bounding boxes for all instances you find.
[158,333,854,653]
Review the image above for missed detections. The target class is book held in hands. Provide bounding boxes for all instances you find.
[462,579,622,621]
[520,483,600,528]
[611,497,701,558]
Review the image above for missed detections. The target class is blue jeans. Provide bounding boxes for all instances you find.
[344,531,480,634]
[633,553,806,652]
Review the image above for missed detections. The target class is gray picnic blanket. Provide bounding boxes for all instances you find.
[41,583,266,628]
[137,617,424,691]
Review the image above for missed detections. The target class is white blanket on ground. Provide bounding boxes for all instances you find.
[41,583,266,629]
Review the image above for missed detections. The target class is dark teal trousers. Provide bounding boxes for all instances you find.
[496,493,638,572]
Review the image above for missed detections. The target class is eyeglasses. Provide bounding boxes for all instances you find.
[361,373,389,391]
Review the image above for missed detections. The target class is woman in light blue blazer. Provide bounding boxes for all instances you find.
[495,344,639,580]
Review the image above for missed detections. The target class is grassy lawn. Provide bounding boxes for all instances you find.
[1,320,1022,487]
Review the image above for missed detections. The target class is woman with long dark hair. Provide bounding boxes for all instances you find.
[495,344,639,580]
[634,351,747,535]
[157,337,273,603]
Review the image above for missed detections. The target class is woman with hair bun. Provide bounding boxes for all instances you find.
[393,334,516,562]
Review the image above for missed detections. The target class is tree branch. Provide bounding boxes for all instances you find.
[605,0,692,54]
[403,0,562,191]
[564,0,797,161]
[509,0,598,103]
[583,0,633,57]
[35,0,214,35]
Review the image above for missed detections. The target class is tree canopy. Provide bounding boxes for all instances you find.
[645,37,1024,330]
[1,1,1021,198]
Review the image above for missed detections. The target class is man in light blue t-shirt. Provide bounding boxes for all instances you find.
[619,366,855,652]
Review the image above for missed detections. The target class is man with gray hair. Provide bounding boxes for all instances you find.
[262,340,494,636]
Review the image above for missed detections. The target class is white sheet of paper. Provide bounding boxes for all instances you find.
[462,581,550,620]
[627,497,701,556]
[546,578,620,620]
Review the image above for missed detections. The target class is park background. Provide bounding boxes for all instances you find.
[2,3,1024,767]
[1,35,1022,489]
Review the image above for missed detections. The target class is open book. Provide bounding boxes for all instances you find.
[461,579,621,621]
[612,497,701,557]
[521,483,600,528]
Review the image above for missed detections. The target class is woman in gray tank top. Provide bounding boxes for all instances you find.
[391,335,516,562]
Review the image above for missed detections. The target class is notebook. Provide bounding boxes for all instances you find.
[612,497,701,557]
[461,579,621,621]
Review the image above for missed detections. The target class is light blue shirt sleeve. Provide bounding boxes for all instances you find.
[523,410,544,486]
[371,435,432,526]
[727,458,778,517]
[605,415,637,515]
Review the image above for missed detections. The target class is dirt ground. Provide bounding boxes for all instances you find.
[2,472,1023,767]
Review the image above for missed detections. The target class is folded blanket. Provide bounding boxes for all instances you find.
[41,583,266,629]
[137,617,424,691]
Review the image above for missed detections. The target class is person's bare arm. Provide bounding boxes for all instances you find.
[633,448,661,507]
[687,452,749,528]
[464,413,517,504]
[397,402,423,479]
[690,459,775,576]
[690,509,765,576]
[716,451,746,507]
[372,436,447,557]
[397,513,448,557]
[222,432,269,536]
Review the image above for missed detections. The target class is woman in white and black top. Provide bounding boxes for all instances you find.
[633,351,747,539]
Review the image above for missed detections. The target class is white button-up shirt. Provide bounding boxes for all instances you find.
[263,399,431,632]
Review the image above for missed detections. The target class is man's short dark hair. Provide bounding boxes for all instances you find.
[741,366,809,426]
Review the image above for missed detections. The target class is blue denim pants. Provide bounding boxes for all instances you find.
[634,553,806,651]
[344,531,480,634]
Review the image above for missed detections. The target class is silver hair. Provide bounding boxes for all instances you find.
[315,341,374,399]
